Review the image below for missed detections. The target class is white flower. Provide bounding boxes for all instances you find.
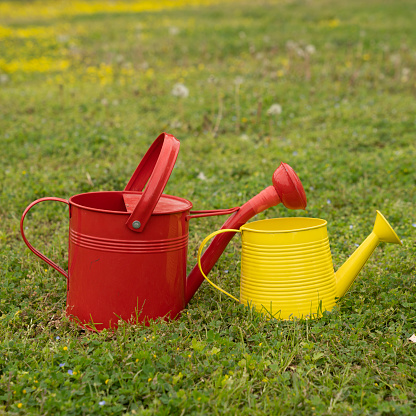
[402,67,410,82]
[286,40,297,50]
[305,44,316,55]
[56,34,70,43]
[267,103,282,116]
[169,26,180,36]
[234,76,244,86]
[170,120,182,129]
[390,54,401,64]
[197,172,207,181]
[295,47,305,57]
[171,83,189,98]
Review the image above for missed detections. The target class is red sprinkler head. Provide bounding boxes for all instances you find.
[272,162,307,210]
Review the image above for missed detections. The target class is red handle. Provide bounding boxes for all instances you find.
[20,197,69,280]
[124,132,180,232]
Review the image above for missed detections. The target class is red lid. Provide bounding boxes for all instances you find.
[123,192,192,215]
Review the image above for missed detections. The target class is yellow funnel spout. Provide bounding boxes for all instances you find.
[335,211,402,299]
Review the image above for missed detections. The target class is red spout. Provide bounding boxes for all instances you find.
[185,162,307,305]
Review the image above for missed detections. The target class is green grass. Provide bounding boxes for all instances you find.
[1,0,416,414]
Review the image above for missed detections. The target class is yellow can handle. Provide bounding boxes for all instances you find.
[197,229,241,302]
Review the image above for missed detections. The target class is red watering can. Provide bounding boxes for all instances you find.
[21,133,307,330]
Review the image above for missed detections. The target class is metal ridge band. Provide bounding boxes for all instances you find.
[70,229,189,254]
[240,279,336,296]
[242,238,330,251]
[240,270,335,285]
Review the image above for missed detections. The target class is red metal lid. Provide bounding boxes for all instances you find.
[123,192,192,215]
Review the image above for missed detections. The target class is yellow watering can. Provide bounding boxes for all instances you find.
[198,211,402,319]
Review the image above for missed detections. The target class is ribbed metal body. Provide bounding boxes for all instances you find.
[66,191,192,330]
[239,218,336,319]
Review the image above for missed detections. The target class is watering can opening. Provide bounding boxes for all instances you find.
[70,192,129,213]
[122,192,192,215]
[239,217,329,246]
[69,191,193,216]
[241,217,327,233]
[68,191,193,216]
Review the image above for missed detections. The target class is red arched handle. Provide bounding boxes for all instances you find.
[124,132,180,232]
[20,197,69,280]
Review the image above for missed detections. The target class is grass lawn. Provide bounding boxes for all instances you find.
[1,0,415,414]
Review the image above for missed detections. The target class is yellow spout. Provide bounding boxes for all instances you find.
[335,211,402,299]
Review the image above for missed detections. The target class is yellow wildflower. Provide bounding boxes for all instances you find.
[328,19,340,28]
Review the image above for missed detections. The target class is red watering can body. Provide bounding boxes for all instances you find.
[21,133,306,330]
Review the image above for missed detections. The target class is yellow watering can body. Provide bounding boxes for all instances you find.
[240,217,335,319]
[198,211,401,320]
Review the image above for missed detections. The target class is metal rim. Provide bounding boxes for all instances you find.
[240,217,327,234]
[69,191,193,216]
